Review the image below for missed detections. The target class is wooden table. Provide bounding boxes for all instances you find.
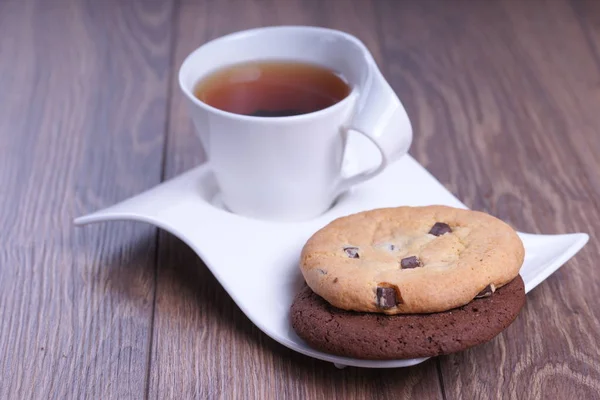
[1,0,599,398]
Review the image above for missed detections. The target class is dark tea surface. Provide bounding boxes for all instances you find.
[193,61,350,117]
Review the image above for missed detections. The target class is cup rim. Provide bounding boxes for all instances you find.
[178,26,371,123]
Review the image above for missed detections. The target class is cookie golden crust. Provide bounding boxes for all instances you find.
[300,205,525,314]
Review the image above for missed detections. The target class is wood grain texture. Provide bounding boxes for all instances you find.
[0,0,174,398]
[376,0,600,398]
[148,0,442,399]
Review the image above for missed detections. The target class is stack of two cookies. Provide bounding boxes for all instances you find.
[291,206,526,360]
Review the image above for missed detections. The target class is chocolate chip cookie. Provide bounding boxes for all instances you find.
[291,275,526,360]
[300,206,525,314]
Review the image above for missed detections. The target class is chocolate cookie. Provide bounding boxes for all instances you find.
[290,275,525,360]
[300,205,525,314]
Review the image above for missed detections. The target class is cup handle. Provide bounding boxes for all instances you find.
[336,67,413,194]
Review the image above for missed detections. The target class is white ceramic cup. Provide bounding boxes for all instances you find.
[179,26,412,221]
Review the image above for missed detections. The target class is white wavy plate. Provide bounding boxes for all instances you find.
[74,155,588,369]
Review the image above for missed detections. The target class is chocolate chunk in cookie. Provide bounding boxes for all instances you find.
[429,222,452,236]
[377,285,402,308]
[475,283,496,298]
[343,247,359,259]
[400,256,422,269]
